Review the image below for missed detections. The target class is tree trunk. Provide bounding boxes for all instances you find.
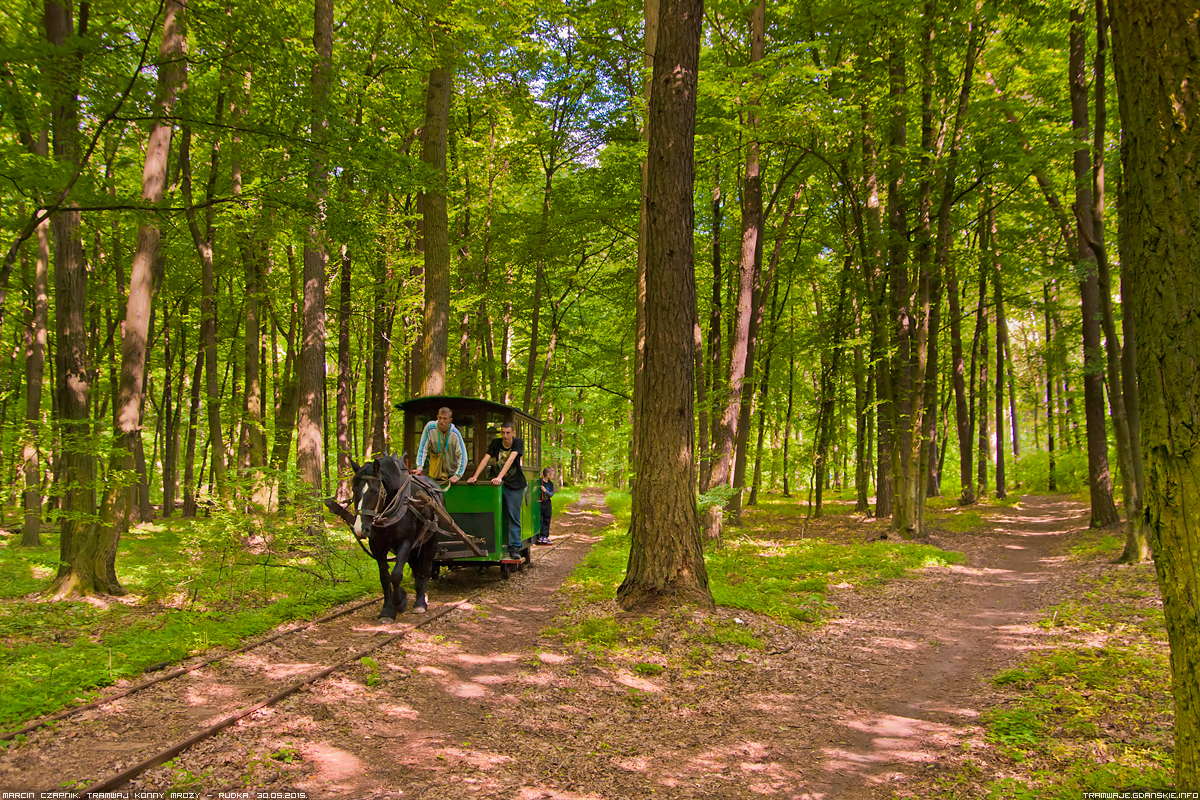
[21,217,49,545]
[420,64,453,397]
[45,0,103,596]
[1044,283,1057,491]
[699,178,722,492]
[296,0,333,496]
[1110,0,1200,782]
[705,0,763,535]
[335,244,353,500]
[1088,0,1136,527]
[1069,4,1120,528]
[976,232,990,499]
[161,297,175,518]
[854,342,869,511]
[631,0,659,500]
[992,206,1007,500]
[617,0,712,612]
[886,31,917,537]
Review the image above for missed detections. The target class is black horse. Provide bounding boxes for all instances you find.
[347,454,442,622]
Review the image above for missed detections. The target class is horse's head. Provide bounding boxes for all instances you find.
[350,455,409,537]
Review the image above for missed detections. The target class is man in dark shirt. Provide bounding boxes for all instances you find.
[467,420,527,559]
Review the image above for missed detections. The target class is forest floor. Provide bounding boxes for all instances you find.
[3,489,1169,798]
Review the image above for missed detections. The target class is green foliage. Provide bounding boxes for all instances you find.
[361,656,381,688]
[1012,451,1092,495]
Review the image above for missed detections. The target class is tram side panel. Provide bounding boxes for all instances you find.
[437,483,538,565]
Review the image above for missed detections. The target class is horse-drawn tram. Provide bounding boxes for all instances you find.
[399,395,545,578]
[325,394,545,621]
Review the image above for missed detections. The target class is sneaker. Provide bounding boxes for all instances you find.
[536,537,551,545]
[507,548,522,560]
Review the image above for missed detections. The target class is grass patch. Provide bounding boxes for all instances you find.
[554,489,964,641]
[929,509,985,533]
[973,560,1172,797]
[0,507,381,732]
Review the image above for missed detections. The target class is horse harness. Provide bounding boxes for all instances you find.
[354,469,442,561]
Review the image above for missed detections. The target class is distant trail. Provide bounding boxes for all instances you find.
[808,494,1090,799]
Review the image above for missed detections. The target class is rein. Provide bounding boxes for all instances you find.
[353,470,420,562]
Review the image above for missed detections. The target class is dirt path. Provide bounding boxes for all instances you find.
[806,494,1090,798]
[3,492,1091,798]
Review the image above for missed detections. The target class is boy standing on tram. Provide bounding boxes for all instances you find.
[466,420,526,560]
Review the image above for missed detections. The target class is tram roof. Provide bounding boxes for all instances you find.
[396,395,544,427]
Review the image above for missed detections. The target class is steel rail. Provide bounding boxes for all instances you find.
[72,534,575,797]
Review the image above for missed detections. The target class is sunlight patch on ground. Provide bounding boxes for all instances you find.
[456,652,520,665]
[517,787,605,800]
[297,741,364,784]
[261,661,319,679]
[417,665,449,676]
[536,650,570,664]
[868,636,922,651]
[377,701,419,719]
[440,745,511,768]
[469,673,511,685]
[614,755,649,772]
[613,670,660,692]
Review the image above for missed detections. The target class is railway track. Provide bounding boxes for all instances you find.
[0,536,572,798]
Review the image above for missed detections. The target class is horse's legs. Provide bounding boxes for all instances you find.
[376,556,395,622]
[410,541,435,613]
[390,539,413,614]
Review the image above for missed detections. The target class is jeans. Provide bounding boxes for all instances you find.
[501,485,525,551]
[539,502,552,538]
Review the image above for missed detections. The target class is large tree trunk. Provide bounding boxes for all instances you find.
[45,0,102,596]
[21,217,49,545]
[1110,0,1200,782]
[295,0,333,496]
[420,64,453,397]
[1069,4,1120,528]
[617,0,712,612]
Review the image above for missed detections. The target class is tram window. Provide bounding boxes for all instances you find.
[455,415,475,468]
[486,411,506,438]
[411,413,431,461]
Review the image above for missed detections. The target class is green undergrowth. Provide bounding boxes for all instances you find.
[551,490,964,658]
[0,509,382,734]
[944,546,1172,798]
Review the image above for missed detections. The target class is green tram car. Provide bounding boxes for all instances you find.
[398,396,544,578]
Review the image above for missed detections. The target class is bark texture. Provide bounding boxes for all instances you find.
[617,0,713,612]
[1110,0,1200,784]
[296,0,334,495]
[420,64,453,397]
